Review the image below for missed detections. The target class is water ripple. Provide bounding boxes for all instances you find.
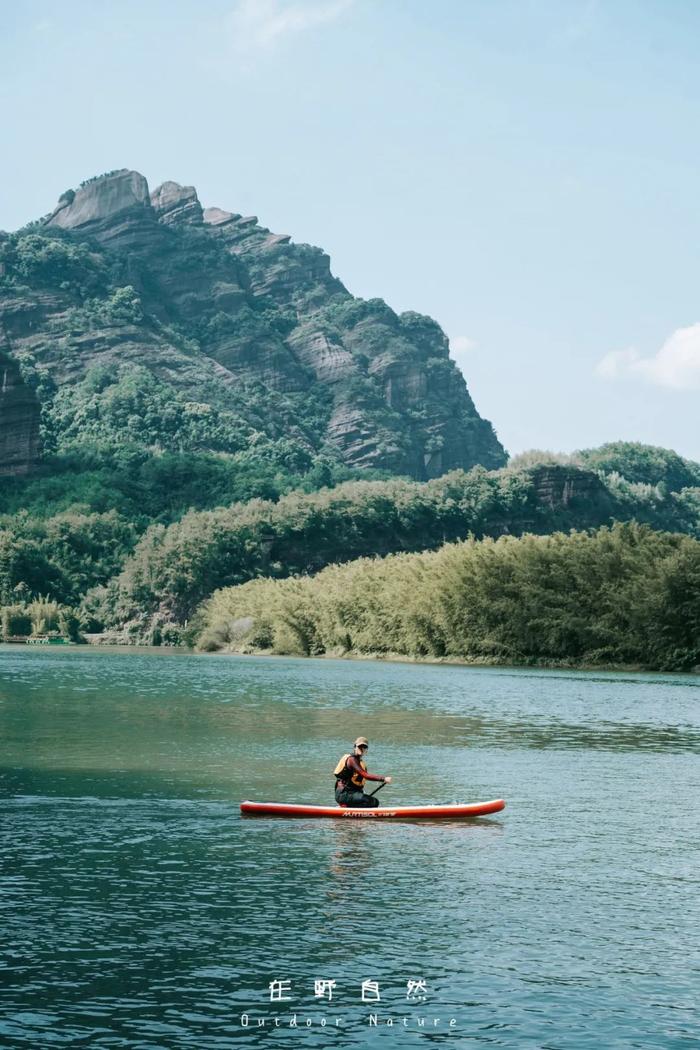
[1,649,699,1047]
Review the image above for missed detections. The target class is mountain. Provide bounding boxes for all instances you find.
[4,172,696,653]
[0,168,505,479]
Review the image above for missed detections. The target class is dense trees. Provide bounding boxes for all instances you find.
[80,467,574,628]
[508,442,700,492]
[0,231,105,294]
[80,458,700,637]
[577,441,700,492]
[0,510,137,607]
[1,431,698,653]
[196,523,700,672]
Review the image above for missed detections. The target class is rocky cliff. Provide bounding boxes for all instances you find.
[0,350,40,476]
[0,169,506,477]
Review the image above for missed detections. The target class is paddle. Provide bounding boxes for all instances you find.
[368,780,388,797]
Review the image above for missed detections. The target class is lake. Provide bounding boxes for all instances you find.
[0,646,698,1048]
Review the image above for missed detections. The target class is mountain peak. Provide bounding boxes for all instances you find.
[48,169,149,227]
[150,181,203,226]
[45,169,153,247]
[1,168,507,479]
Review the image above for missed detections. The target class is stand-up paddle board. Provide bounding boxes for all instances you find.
[240,799,505,820]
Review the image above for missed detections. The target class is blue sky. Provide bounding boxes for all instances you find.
[2,0,699,459]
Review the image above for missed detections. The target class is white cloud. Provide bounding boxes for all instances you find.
[596,323,700,390]
[225,0,353,55]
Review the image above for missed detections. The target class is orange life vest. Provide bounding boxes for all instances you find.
[333,753,367,789]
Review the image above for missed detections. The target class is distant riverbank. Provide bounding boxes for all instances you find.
[204,644,700,676]
[7,637,697,676]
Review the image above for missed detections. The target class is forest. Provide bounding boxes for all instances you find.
[195,523,700,672]
[1,441,698,647]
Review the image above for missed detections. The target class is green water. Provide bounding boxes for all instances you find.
[1,646,698,1048]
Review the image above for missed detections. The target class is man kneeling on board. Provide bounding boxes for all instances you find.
[334,737,392,808]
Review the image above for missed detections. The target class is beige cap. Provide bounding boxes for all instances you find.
[354,736,369,747]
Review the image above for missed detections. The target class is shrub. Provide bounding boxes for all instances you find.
[28,596,62,635]
[1,605,32,639]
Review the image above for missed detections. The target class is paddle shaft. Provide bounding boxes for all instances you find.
[368,780,388,797]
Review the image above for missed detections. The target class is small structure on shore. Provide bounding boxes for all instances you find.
[4,635,75,645]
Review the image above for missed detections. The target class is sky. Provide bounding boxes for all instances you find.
[2,0,699,460]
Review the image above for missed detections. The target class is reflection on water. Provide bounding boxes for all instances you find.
[0,647,699,1047]
[327,822,374,887]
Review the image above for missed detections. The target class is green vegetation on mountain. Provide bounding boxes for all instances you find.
[1,445,697,647]
[195,523,700,672]
[577,441,700,492]
[0,171,698,657]
[0,168,506,487]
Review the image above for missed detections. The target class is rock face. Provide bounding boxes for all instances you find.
[203,206,235,227]
[0,169,507,476]
[0,352,40,476]
[529,464,613,523]
[150,182,203,226]
[46,169,156,248]
[532,465,601,509]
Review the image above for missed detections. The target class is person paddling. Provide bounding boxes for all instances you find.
[333,737,392,808]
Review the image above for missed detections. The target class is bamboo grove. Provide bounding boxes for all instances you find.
[196,523,700,672]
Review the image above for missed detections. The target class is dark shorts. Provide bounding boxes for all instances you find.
[335,786,380,808]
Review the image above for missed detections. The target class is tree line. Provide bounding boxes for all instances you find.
[194,523,700,672]
[0,443,698,643]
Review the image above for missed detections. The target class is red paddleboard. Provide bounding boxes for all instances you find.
[240,799,505,820]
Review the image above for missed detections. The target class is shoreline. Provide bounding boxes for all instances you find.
[3,639,697,676]
[201,645,700,676]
